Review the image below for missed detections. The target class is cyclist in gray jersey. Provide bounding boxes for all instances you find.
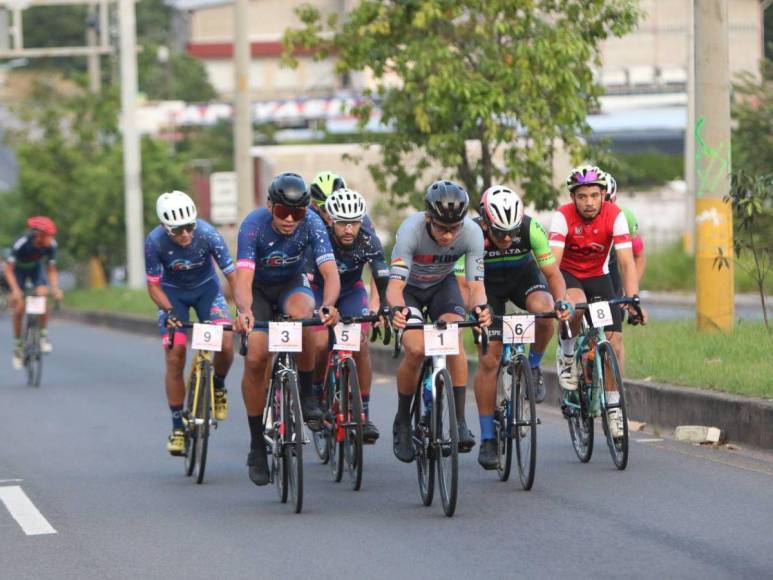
[387,181,492,463]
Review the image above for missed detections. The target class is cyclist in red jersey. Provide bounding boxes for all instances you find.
[548,166,648,437]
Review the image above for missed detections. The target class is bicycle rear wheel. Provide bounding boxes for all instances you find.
[568,381,594,463]
[284,371,304,513]
[513,355,537,491]
[341,358,364,491]
[597,342,628,470]
[435,368,458,517]
[329,368,345,483]
[194,364,212,484]
[495,365,513,482]
[414,362,434,507]
[312,373,331,464]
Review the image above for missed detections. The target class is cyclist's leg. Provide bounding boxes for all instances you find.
[309,284,328,397]
[158,289,190,452]
[581,274,624,373]
[557,270,587,393]
[393,293,424,462]
[474,291,505,441]
[9,268,28,339]
[193,280,234,382]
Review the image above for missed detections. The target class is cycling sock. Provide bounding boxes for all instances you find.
[213,373,226,391]
[479,414,495,441]
[312,380,324,399]
[170,405,184,431]
[453,386,466,422]
[560,337,577,357]
[298,371,314,399]
[606,391,620,405]
[40,328,48,337]
[397,393,413,424]
[528,349,544,369]
[362,394,370,418]
[248,415,264,450]
[14,338,22,349]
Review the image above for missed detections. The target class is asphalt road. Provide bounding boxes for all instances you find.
[1,318,773,579]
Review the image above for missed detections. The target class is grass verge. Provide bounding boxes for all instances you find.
[63,287,158,319]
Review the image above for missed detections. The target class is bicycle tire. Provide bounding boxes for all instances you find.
[312,372,331,464]
[568,377,594,463]
[514,354,537,491]
[341,358,364,491]
[435,368,458,517]
[329,364,345,483]
[25,317,42,387]
[184,367,199,477]
[284,370,304,513]
[194,363,212,484]
[597,342,628,470]
[414,362,435,507]
[265,357,288,504]
[495,363,513,482]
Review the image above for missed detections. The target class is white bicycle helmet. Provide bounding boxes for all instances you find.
[156,191,197,229]
[325,188,367,221]
[479,185,524,231]
[604,172,618,202]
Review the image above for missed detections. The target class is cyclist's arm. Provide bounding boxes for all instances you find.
[46,263,62,298]
[547,211,567,268]
[4,260,22,299]
[453,255,472,309]
[530,217,566,302]
[467,280,487,312]
[541,261,567,303]
[368,275,380,312]
[612,212,637,297]
[318,260,341,309]
[367,230,391,309]
[147,282,174,312]
[386,277,407,310]
[632,233,646,282]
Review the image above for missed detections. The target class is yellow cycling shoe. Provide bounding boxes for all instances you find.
[166,429,186,456]
[214,388,228,421]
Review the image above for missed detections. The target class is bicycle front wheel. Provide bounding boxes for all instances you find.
[25,320,42,387]
[597,342,628,470]
[312,374,331,464]
[414,363,434,507]
[184,368,199,477]
[284,371,304,513]
[568,381,594,463]
[495,365,513,482]
[435,368,458,517]
[193,364,212,484]
[341,358,364,491]
[513,355,537,491]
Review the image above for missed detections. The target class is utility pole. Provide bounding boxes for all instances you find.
[233,0,254,222]
[0,9,8,51]
[683,0,694,255]
[86,5,100,93]
[119,0,144,289]
[694,0,734,332]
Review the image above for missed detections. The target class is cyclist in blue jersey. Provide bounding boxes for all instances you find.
[234,172,340,486]
[309,188,391,443]
[145,191,238,456]
[6,216,62,369]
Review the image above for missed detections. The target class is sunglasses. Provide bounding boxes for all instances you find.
[332,219,362,229]
[430,220,463,235]
[489,226,518,240]
[168,223,196,236]
[273,204,307,221]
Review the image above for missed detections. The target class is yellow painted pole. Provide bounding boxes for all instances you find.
[694,0,734,332]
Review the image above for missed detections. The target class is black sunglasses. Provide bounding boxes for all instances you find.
[169,223,196,236]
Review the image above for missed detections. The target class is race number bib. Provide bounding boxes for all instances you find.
[334,323,361,352]
[423,324,459,356]
[502,315,536,344]
[269,321,302,352]
[191,323,224,352]
[589,301,614,328]
[25,296,46,315]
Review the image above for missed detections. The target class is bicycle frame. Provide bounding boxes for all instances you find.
[185,349,215,429]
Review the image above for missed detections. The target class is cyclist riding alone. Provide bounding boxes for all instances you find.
[144,191,238,456]
[6,216,63,369]
[457,186,572,470]
[309,188,391,444]
[387,180,492,463]
[234,172,340,486]
[548,166,649,438]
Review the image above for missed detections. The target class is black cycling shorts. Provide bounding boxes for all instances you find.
[250,273,315,330]
[562,270,622,332]
[486,261,549,341]
[404,274,466,322]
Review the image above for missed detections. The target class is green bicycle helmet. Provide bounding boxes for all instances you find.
[310,171,347,208]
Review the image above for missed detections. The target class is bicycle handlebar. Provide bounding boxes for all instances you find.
[392,318,489,359]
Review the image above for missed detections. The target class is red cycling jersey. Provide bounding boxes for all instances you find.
[548,202,631,279]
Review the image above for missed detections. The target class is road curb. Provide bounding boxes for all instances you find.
[59,308,773,450]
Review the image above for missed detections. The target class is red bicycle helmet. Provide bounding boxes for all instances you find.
[27,216,57,235]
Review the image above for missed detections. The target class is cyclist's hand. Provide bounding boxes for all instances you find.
[320,305,339,327]
[473,304,492,328]
[555,299,574,322]
[236,310,254,334]
[390,306,408,330]
[376,305,390,328]
[52,287,64,301]
[164,310,183,329]
[11,289,23,307]
[627,303,648,326]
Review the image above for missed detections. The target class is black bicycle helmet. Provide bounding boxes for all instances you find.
[268,172,310,207]
[425,180,469,224]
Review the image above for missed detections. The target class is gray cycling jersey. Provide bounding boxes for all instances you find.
[390,212,484,289]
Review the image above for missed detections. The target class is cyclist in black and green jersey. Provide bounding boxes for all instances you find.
[457,186,571,470]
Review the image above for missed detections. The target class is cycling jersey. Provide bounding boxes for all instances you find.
[390,212,484,289]
[237,207,334,285]
[609,205,644,298]
[548,202,631,279]
[454,216,555,282]
[145,219,235,289]
[311,223,389,290]
[8,233,56,270]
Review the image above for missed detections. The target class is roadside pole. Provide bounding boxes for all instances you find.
[119,0,144,289]
[693,0,734,332]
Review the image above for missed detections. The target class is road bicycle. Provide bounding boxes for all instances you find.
[559,296,643,470]
[21,295,47,387]
[169,322,235,484]
[314,313,389,491]
[394,314,488,518]
[494,310,565,490]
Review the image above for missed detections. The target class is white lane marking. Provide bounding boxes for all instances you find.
[0,486,57,535]
[0,479,24,484]
[636,438,664,443]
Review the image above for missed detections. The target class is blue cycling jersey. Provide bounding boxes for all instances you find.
[310,221,389,290]
[8,233,57,270]
[144,219,235,289]
[236,207,334,285]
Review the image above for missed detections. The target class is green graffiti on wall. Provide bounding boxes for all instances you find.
[694,116,731,198]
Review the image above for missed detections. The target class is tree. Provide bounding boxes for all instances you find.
[732,59,773,177]
[284,0,640,209]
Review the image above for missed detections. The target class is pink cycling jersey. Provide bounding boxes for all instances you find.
[548,202,632,279]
